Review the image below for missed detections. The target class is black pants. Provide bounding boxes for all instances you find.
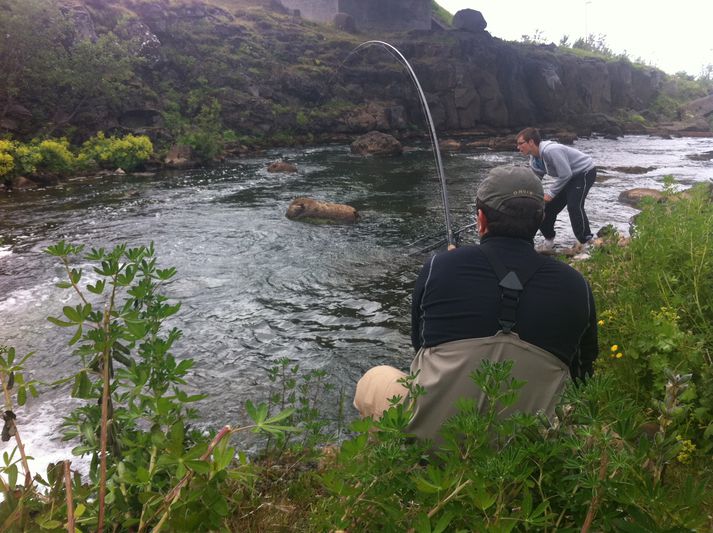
[540,167,597,243]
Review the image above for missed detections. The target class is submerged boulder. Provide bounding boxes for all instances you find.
[488,135,518,151]
[267,160,298,173]
[286,197,358,224]
[350,131,402,157]
[610,165,656,174]
[10,176,38,190]
[618,188,664,207]
[439,139,462,152]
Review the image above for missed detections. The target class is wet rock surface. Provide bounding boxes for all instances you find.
[267,160,298,173]
[350,131,403,156]
[285,196,359,224]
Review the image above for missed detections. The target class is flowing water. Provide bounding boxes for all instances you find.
[0,135,712,467]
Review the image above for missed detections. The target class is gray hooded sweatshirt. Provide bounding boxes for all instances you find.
[529,140,594,197]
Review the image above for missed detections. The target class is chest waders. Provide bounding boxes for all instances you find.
[407,243,571,443]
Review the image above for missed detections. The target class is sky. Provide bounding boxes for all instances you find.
[437,0,713,77]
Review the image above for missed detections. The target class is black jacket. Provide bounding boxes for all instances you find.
[411,235,598,379]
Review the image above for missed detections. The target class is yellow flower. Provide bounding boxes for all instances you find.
[610,345,618,352]
[616,352,623,359]
[597,320,605,326]
[676,438,696,464]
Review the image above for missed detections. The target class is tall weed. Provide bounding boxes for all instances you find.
[582,178,713,448]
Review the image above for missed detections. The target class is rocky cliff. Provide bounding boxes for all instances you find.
[2,0,709,149]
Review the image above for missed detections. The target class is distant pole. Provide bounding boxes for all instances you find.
[584,0,592,39]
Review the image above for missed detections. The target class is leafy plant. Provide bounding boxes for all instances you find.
[581,180,713,450]
[0,241,300,532]
[35,138,76,175]
[0,143,14,177]
[0,137,75,178]
[0,346,39,496]
[79,131,153,171]
[164,93,227,163]
[314,361,709,531]
[261,358,341,456]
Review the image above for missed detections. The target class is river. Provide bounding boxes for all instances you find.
[0,134,711,467]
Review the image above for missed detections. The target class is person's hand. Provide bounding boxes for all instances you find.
[544,194,553,202]
[447,244,457,251]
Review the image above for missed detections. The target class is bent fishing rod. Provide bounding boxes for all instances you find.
[341,41,455,249]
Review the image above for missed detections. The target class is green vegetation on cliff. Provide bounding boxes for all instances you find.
[0,0,141,136]
[1,0,711,166]
[431,1,453,26]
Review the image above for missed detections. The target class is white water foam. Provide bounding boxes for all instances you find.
[0,398,87,490]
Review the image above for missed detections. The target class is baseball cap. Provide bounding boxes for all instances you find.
[476,165,544,212]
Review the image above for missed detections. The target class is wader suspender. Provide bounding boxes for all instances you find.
[479,243,546,334]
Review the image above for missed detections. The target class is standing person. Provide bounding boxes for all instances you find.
[516,127,597,250]
[353,165,598,442]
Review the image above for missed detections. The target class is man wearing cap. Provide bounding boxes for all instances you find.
[354,165,598,442]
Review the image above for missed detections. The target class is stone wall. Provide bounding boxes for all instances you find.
[280,0,337,24]
[339,0,431,31]
[280,0,431,31]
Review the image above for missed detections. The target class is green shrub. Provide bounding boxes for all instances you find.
[79,131,153,171]
[178,130,222,162]
[0,141,14,177]
[0,242,299,531]
[0,138,74,177]
[164,95,226,163]
[581,178,713,450]
[0,139,39,177]
[35,138,76,175]
[314,362,708,531]
[295,111,308,127]
[649,94,681,121]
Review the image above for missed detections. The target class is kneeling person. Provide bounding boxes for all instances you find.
[354,165,598,442]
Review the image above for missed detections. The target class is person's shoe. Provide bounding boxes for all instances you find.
[581,236,595,250]
[572,237,595,258]
[536,238,555,253]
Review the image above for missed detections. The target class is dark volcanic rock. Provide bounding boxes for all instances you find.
[609,166,656,174]
[333,13,356,33]
[687,150,713,161]
[452,9,487,33]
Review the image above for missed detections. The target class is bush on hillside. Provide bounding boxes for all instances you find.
[35,138,76,175]
[0,137,75,177]
[79,131,153,171]
[0,141,15,177]
[165,96,227,163]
